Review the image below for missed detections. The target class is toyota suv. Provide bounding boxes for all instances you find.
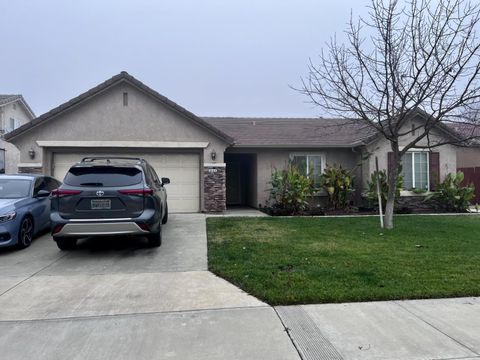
[50,157,169,250]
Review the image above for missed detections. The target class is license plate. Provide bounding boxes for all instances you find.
[91,199,111,210]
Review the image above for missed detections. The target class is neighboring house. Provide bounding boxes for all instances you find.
[0,95,35,173]
[4,72,474,213]
[449,123,480,202]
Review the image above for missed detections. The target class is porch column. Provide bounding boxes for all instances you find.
[203,163,226,213]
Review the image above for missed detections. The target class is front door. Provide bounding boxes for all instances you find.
[226,161,242,205]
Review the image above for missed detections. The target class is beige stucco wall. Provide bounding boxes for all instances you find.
[0,101,34,173]
[227,147,362,207]
[456,147,480,168]
[363,118,457,189]
[9,82,229,169]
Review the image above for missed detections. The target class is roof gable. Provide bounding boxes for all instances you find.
[4,72,233,144]
[0,94,35,118]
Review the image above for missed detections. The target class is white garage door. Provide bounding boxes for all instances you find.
[53,152,200,213]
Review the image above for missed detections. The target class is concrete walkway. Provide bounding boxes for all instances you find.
[206,207,269,217]
[0,214,298,360]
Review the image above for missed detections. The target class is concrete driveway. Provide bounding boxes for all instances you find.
[0,214,299,360]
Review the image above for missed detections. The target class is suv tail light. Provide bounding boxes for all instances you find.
[118,188,154,196]
[52,224,64,234]
[51,189,82,198]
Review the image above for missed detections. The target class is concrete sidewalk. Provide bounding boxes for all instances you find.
[277,297,480,360]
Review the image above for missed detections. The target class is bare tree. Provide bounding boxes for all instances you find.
[301,0,480,229]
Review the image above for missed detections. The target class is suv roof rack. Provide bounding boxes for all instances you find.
[80,157,146,163]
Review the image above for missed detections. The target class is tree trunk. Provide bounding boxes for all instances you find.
[385,147,400,229]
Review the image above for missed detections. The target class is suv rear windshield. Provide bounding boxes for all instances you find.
[64,167,143,187]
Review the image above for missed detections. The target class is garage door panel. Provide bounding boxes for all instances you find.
[167,184,199,196]
[53,152,200,213]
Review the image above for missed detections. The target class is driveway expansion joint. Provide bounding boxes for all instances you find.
[275,306,344,360]
[0,251,69,298]
[0,305,272,324]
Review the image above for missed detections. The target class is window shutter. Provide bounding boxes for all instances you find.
[429,152,440,191]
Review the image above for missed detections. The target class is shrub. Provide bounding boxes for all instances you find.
[426,172,475,212]
[268,165,314,214]
[319,165,355,210]
[364,170,403,208]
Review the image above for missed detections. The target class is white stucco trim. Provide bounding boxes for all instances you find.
[400,190,432,196]
[17,163,42,168]
[399,147,432,152]
[204,163,226,167]
[36,141,210,148]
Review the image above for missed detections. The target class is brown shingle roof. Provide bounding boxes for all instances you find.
[202,117,378,147]
[448,122,480,145]
[0,94,21,106]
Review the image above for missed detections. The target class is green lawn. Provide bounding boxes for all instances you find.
[207,216,480,305]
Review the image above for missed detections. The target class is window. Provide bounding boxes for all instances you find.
[0,179,32,198]
[33,177,48,195]
[64,167,142,187]
[123,92,128,106]
[45,177,62,191]
[290,153,324,186]
[6,118,20,133]
[402,151,429,190]
[147,165,161,185]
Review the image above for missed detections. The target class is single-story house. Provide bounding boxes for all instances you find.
[0,95,36,173]
[4,72,476,212]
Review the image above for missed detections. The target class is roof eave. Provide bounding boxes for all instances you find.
[230,143,366,149]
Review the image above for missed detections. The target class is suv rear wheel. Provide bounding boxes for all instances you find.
[55,237,78,250]
[147,226,162,247]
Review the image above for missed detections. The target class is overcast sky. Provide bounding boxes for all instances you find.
[1,0,371,118]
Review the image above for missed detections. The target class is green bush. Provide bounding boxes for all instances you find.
[364,170,403,208]
[319,165,355,210]
[269,165,314,214]
[426,172,475,212]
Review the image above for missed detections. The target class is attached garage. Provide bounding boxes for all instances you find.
[52,151,201,213]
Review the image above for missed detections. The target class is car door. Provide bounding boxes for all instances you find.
[147,165,166,213]
[32,177,51,231]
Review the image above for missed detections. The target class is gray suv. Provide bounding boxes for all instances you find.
[50,157,169,250]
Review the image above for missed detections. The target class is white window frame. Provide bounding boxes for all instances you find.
[289,152,326,183]
[402,149,430,192]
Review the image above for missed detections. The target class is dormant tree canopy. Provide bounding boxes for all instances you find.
[301,0,480,228]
